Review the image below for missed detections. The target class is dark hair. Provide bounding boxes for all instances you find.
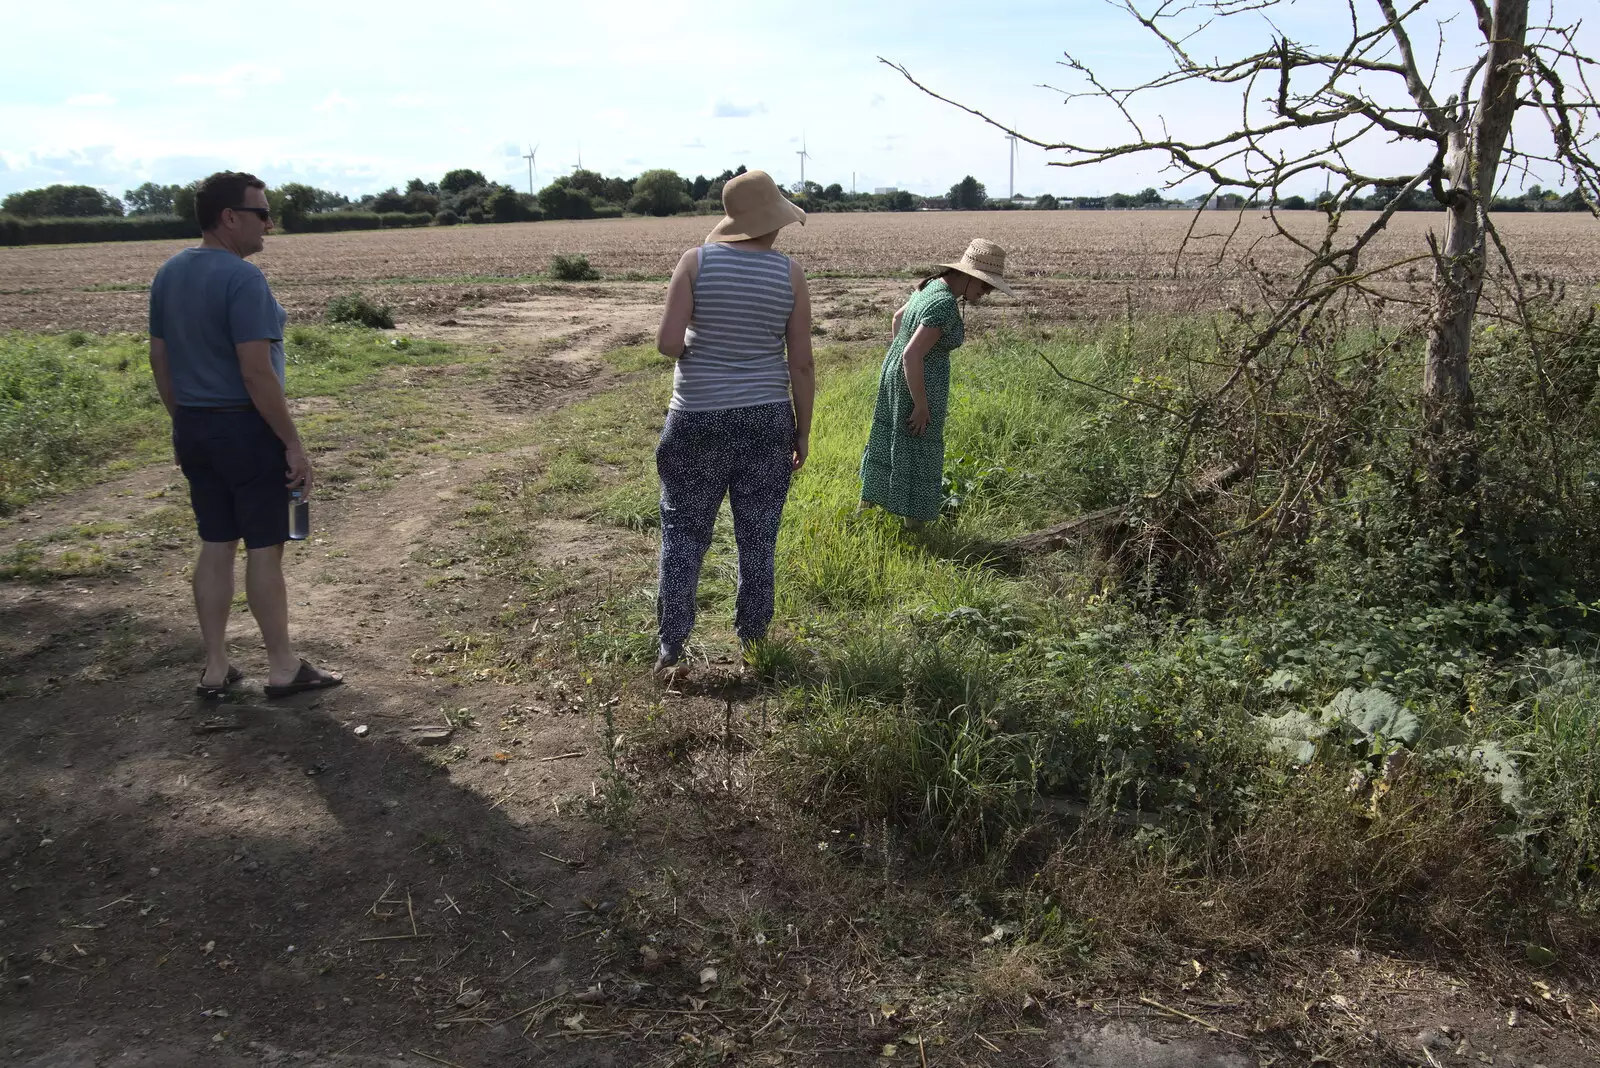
[917,267,987,294]
[195,171,266,230]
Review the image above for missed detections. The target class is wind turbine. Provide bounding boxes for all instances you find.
[522,143,539,195]
[796,136,812,192]
[1005,130,1020,200]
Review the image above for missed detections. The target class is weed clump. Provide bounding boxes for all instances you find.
[325,292,394,329]
[549,253,600,282]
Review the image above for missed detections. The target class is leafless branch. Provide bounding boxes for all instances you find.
[883,0,1600,554]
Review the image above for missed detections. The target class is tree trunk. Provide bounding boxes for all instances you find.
[1420,0,1527,491]
[1423,147,1484,504]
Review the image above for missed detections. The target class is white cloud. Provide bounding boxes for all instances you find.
[65,93,116,108]
[175,62,284,88]
[711,97,766,118]
[3,3,1581,202]
[311,91,353,113]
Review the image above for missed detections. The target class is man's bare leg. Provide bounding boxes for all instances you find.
[194,539,238,686]
[245,544,300,686]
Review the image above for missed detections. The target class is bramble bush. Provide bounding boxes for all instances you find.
[548,253,600,282]
[325,293,394,329]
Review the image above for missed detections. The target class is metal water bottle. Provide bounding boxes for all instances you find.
[288,488,310,541]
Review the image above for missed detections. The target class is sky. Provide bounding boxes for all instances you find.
[1,0,1590,203]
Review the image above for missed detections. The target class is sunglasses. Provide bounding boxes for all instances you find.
[229,206,272,222]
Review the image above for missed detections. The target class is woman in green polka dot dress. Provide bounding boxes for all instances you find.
[859,238,1016,523]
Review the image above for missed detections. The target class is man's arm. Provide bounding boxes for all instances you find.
[148,338,176,417]
[237,340,313,497]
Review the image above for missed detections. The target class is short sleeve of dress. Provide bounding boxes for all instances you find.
[914,289,959,332]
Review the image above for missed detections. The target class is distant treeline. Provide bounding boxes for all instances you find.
[2,171,1591,245]
[938,179,1594,213]
[1254,184,1591,213]
[0,175,532,245]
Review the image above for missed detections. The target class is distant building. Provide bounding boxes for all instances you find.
[873,186,898,195]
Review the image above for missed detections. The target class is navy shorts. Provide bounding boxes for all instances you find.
[173,406,290,549]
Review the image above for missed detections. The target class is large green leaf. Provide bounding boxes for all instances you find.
[1324,687,1421,747]
[1258,708,1326,764]
[1436,741,1530,813]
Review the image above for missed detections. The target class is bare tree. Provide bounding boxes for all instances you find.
[884,0,1599,492]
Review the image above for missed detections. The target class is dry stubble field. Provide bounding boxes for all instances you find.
[3,209,1598,335]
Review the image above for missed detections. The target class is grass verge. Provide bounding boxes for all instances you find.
[455,317,1600,992]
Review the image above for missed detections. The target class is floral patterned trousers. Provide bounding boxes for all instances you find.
[656,401,795,659]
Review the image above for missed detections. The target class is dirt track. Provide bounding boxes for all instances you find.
[0,300,653,1064]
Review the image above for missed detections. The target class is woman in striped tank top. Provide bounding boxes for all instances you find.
[652,170,815,683]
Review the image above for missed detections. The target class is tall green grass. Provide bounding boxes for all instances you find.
[779,332,1167,621]
[0,332,165,513]
[0,326,460,515]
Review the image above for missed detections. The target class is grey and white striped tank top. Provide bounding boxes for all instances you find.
[671,242,795,413]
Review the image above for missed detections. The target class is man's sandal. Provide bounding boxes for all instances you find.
[195,665,245,699]
[264,659,344,698]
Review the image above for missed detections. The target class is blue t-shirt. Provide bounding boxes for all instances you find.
[148,247,286,406]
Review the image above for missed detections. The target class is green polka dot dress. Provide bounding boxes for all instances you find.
[859,279,965,522]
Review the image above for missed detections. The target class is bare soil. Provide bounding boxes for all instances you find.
[3,276,1597,1065]
[4,210,1597,335]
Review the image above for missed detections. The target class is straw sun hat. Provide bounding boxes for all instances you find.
[939,238,1016,297]
[706,170,807,243]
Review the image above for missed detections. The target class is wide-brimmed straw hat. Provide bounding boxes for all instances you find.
[939,238,1016,297]
[705,170,806,243]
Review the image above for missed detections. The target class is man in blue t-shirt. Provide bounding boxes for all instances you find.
[149,170,343,699]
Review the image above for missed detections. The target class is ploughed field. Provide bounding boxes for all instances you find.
[1,209,1597,334]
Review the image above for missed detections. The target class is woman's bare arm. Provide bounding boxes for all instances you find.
[785,259,815,471]
[899,324,942,436]
[656,247,699,358]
